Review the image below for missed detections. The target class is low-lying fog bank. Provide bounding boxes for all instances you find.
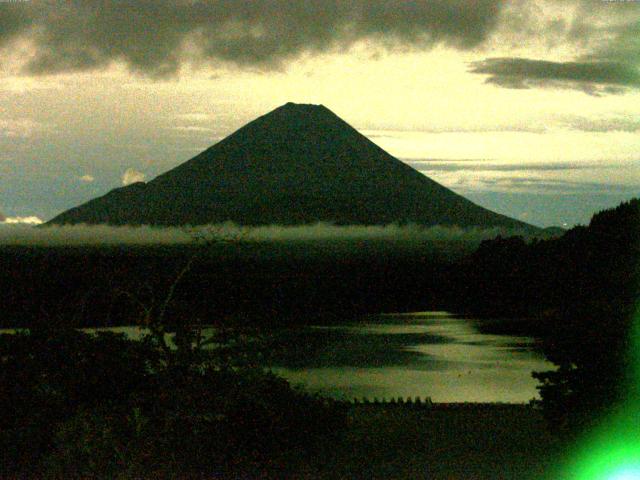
[0,222,533,247]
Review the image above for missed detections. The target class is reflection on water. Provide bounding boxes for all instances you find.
[0,312,551,403]
[268,312,552,403]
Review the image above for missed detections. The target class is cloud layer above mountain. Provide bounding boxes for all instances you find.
[1,1,637,95]
[0,0,504,76]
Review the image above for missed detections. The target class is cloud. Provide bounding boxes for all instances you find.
[0,222,529,247]
[405,159,632,173]
[364,123,548,136]
[558,116,640,133]
[1,215,43,225]
[0,118,50,138]
[79,174,95,183]
[0,0,505,76]
[0,77,63,94]
[570,3,640,66]
[122,168,145,186]
[172,126,217,133]
[175,113,215,122]
[465,1,640,94]
[472,176,638,194]
[469,57,640,94]
[0,2,32,47]
[1,1,637,95]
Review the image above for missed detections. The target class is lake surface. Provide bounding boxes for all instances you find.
[0,311,552,403]
[268,312,552,403]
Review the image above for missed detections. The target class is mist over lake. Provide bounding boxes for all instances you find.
[0,222,531,247]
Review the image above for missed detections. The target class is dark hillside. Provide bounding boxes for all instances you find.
[457,198,640,322]
[0,240,458,329]
[457,198,640,435]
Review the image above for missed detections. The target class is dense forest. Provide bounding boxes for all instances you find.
[459,199,640,435]
[0,239,463,330]
[458,199,639,323]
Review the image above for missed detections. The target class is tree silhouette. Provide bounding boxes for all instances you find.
[464,199,640,435]
[532,199,640,435]
[0,227,345,478]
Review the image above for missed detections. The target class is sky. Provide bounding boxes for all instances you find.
[1,0,639,228]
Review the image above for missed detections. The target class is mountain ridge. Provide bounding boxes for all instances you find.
[48,103,535,230]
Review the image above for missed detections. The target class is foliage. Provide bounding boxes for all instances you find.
[0,240,458,329]
[0,327,345,478]
[532,303,635,437]
[464,198,640,437]
[534,200,640,436]
[0,329,155,475]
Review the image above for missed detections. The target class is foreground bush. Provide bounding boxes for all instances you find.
[0,329,345,478]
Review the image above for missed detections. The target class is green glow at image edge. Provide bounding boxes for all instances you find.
[558,307,640,479]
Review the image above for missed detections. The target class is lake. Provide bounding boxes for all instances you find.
[267,312,552,403]
[0,311,552,403]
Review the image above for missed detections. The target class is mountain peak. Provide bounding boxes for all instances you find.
[266,102,335,121]
[47,105,535,231]
[268,102,336,121]
[281,102,326,110]
[280,102,324,109]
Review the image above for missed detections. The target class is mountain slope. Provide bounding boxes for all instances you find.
[48,103,533,229]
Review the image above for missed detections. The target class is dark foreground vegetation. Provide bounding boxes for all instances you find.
[0,327,344,478]
[324,403,559,480]
[0,239,461,330]
[1,199,638,476]
[459,199,640,438]
[0,325,561,479]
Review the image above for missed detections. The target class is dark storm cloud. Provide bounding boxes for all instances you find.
[0,3,33,46]
[0,0,505,76]
[569,1,640,65]
[470,1,640,95]
[469,58,640,93]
